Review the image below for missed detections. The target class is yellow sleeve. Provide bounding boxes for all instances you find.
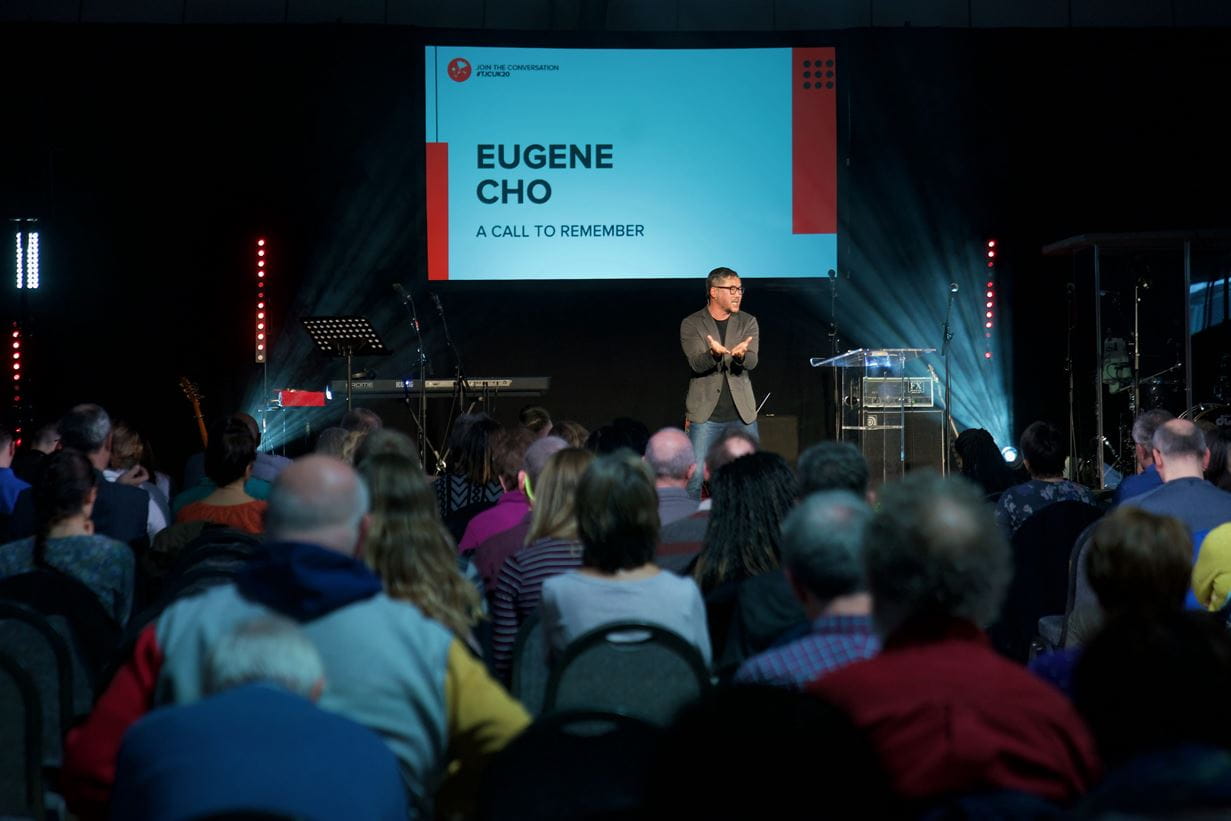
[1192,525,1231,611]
[437,639,531,815]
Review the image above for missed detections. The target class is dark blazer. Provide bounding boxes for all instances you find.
[5,470,150,550]
[680,306,760,424]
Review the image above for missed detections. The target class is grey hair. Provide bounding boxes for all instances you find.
[58,404,112,453]
[265,469,370,541]
[523,435,568,483]
[205,617,325,697]
[1133,409,1175,447]
[1153,420,1207,459]
[781,490,872,602]
[863,471,1011,639]
[645,428,695,480]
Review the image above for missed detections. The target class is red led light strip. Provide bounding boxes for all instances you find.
[255,238,267,364]
[983,239,997,361]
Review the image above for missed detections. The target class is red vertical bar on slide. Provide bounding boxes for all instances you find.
[426,142,449,280]
[792,47,837,234]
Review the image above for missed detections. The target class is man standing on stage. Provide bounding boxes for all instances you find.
[681,266,760,499]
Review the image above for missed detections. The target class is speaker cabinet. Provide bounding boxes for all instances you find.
[758,414,799,464]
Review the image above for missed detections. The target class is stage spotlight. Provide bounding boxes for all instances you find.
[1001,445,1020,466]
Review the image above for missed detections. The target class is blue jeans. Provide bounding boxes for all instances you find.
[686,418,760,499]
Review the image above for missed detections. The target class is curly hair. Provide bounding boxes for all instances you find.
[693,452,798,594]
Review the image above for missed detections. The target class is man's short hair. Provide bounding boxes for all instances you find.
[265,462,370,543]
[489,426,537,487]
[523,435,568,483]
[1086,506,1192,617]
[704,428,759,475]
[519,405,552,435]
[863,471,1011,638]
[577,450,659,573]
[58,404,111,454]
[645,428,694,481]
[341,407,383,434]
[206,617,325,697]
[781,490,871,602]
[706,266,739,295]
[0,424,13,449]
[1132,409,1174,447]
[797,441,870,497]
[31,423,59,451]
[1153,419,1207,460]
[1019,420,1066,477]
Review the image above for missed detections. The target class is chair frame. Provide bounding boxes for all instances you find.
[0,599,75,739]
[0,651,45,819]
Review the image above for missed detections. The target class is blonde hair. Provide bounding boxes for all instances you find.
[359,452,482,638]
[526,448,594,545]
[340,430,368,465]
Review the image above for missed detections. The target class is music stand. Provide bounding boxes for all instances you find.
[301,316,390,411]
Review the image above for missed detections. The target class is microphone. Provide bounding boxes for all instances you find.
[392,283,410,303]
[392,283,419,332]
[431,292,445,315]
[926,363,940,382]
[827,269,837,280]
[949,282,959,294]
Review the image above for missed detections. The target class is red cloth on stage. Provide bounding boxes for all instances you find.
[810,619,1100,805]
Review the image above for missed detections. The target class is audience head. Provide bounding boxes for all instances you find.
[340,407,383,434]
[1202,424,1231,491]
[107,421,145,472]
[703,427,758,478]
[339,430,368,465]
[780,490,872,608]
[59,403,112,467]
[1019,420,1066,479]
[518,405,552,437]
[30,422,60,454]
[1074,610,1231,768]
[313,426,349,459]
[0,424,14,467]
[33,449,99,548]
[489,426,537,492]
[576,450,659,573]
[952,428,1016,497]
[448,412,500,483]
[863,471,1010,639]
[204,415,258,487]
[358,451,479,638]
[586,417,652,456]
[526,448,595,544]
[1086,506,1192,618]
[523,435,568,489]
[265,455,370,556]
[649,686,895,819]
[797,440,870,498]
[1132,408,1174,468]
[548,419,589,449]
[1152,418,1210,481]
[233,412,264,447]
[694,452,797,593]
[205,617,326,701]
[644,427,695,486]
[352,428,421,469]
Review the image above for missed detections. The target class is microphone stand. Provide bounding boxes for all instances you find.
[432,292,469,474]
[828,269,842,441]
[393,283,439,470]
[940,283,957,475]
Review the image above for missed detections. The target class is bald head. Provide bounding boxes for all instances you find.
[265,455,370,555]
[645,427,696,486]
[1153,419,1210,482]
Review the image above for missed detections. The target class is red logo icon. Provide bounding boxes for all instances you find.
[448,58,472,83]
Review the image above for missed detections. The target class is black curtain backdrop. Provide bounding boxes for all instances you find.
[2,24,1228,476]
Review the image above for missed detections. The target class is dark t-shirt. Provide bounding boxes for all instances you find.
[710,318,739,422]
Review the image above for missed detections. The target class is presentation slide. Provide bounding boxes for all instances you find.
[425,45,837,281]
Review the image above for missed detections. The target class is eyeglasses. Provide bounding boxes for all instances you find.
[712,285,745,295]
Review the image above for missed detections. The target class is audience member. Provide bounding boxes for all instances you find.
[952,427,1017,501]
[0,424,30,516]
[489,447,594,681]
[644,427,699,526]
[812,472,1100,805]
[8,404,150,549]
[1111,408,1174,505]
[734,491,878,690]
[435,412,503,518]
[1123,418,1231,535]
[458,426,539,553]
[1203,423,1231,491]
[647,686,898,819]
[1192,522,1231,611]
[175,417,267,535]
[62,454,529,818]
[797,440,871,500]
[996,420,1097,536]
[1031,506,1192,695]
[547,419,588,449]
[10,421,58,485]
[540,450,711,667]
[353,427,422,467]
[110,617,408,821]
[1071,610,1231,817]
[585,417,651,456]
[106,420,171,541]
[0,449,134,624]
[519,405,552,438]
[341,406,383,434]
[359,451,483,651]
[234,412,292,482]
[314,426,349,458]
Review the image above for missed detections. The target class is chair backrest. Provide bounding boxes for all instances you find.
[543,622,711,726]
[0,651,45,819]
[991,501,1104,662]
[0,600,74,766]
[1061,518,1105,648]
[509,610,548,717]
[0,568,122,696]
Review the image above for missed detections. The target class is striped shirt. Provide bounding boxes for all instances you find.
[733,614,878,690]
[489,537,584,682]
